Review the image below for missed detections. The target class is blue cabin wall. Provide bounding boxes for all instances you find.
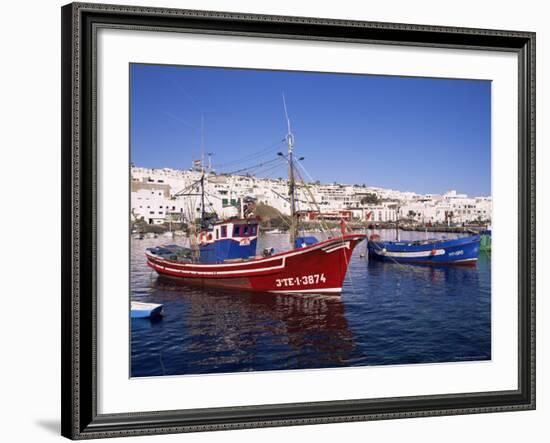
[198,221,259,263]
[199,238,257,263]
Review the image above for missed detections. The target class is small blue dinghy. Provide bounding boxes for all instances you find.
[131,301,163,319]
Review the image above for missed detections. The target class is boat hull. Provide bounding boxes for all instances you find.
[146,234,366,294]
[130,302,163,318]
[367,235,480,266]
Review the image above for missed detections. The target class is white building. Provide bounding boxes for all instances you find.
[130,167,491,226]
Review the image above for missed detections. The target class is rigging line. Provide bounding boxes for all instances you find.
[293,164,343,240]
[203,190,223,200]
[367,234,410,270]
[268,210,292,230]
[341,239,357,296]
[293,166,333,236]
[216,152,284,176]
[224,157,284,175]
[295,159,319,186]
[203,192,216,215]
[261,168,288,181]
[246,163,284,178]
[225,157,282,175]
[162,110,199,131]
[215,146,282,171]
[174,81,204,114]
[212,139,286,169]
[268,187,311,206]
[173,176,204,197]
[294,161,336,234]
[250,162,287,178]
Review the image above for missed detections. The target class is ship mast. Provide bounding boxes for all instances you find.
[200,114,206,229]
[200,172,206,228]
[283,95,298,249]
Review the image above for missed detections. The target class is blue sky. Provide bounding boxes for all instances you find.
[130,64,491,196]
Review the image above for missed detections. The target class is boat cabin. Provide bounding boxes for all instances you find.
[198,219,259,263]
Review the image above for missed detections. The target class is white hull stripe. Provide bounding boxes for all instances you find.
[372,248,446,258]
[150,259,286,276]
[322,241,350,254]
[269,287,342,294]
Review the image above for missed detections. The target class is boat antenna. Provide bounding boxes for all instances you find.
[200,173,206,228]
[395,201,400,241]
[200,114,206,229]
[206,152,214,172]
[200,114,205,170]
[283,94,298,249]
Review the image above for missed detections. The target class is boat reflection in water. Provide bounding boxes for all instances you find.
[131,275,358,377]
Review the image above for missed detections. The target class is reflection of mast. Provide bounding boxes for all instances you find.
[152,281,356,373]
[283,95,297,249]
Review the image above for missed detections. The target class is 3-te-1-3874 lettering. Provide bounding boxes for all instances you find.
[275,273,327,287]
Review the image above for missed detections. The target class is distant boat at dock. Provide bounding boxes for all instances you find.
[367,234,481,266]
[480,230,491,252]
[264,228,283,234]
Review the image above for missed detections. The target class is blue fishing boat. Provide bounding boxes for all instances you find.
[367,234,481,266]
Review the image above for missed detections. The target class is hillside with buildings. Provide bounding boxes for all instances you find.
[131,166,492,228]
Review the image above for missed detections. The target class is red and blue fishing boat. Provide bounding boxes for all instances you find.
[145,98,366,294]
[146,229,365,294]
[367,234,481,266]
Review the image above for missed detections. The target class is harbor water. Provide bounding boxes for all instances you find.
[131,230,491,377]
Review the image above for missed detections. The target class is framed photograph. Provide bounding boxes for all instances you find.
[61,2,536,439]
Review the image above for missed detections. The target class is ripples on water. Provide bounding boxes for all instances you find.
[131,230,491,377]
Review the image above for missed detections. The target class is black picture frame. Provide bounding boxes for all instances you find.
[61,2,536,439]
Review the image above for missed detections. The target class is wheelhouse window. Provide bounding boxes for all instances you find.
[233,225,241,237]
[243,225,249,235]
[221,225,227,238]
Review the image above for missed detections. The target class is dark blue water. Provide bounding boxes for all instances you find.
[131,230,491,377]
